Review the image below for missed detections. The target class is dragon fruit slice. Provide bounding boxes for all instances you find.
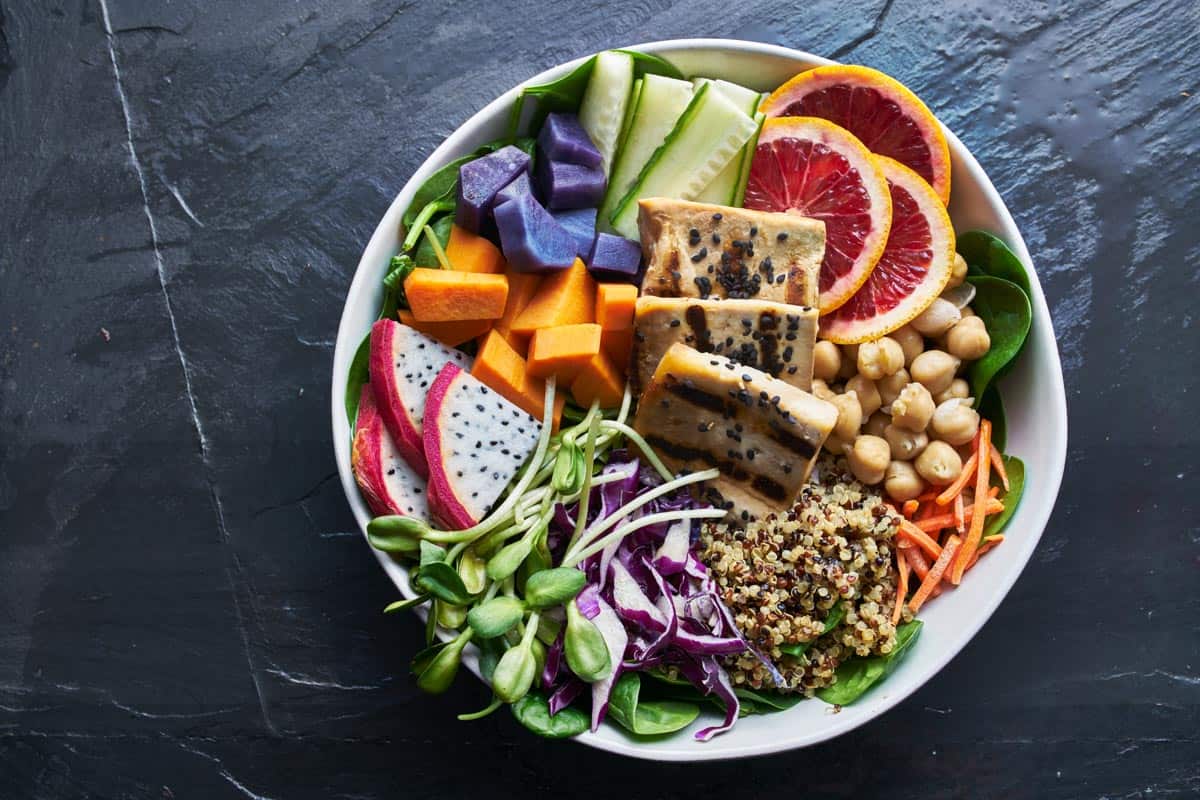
[423,362,541,529]
[351,385,429,519]
[369,318,472,479]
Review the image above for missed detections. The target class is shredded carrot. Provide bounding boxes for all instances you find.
[966,535,1006,571]
[988,485,1000,499]
[953,493,966,533]
[893,551,910,624]
[951,419,992,584]
[936,451,979,505]
[917,491,940,503]
[910,534,961,612]
[901,546,940,598]
[914,498,1004,532]
[898,519,943,560]
[902,499,919,518]
[989,447,1009,491]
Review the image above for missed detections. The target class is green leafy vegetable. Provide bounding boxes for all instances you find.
[957,230,1032,297]
[967,276,1032,402]
[510,692,590,739]
[977,384,1007,451]
[732,687,804,713]
[523,568,587,609]
[384,594,430,614]
[985,456,1025,537]
[343,333,372,427]
[507,49,685,138]
[607,674,700,736]
[380,254,417,319]
[413,561,477,606]
[477,638,504,683]
[779,602,845,657]
[413,213,454,269]
[817,620,922,706]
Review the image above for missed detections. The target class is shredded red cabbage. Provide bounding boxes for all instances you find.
[546,454,775,740]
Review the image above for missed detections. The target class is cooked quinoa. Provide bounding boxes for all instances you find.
[700,456,912,694]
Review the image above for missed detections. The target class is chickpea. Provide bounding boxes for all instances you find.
[823,432,849,455]
[915,440,963,486]
[864,411,890,438]
[829,391,863,442]
[812,340,841,382]
[934,378,970,405]
[946,253,969,288]
[877,367,911,407]
[847,435,890,485]
[884,423,928,461]
[911,298,962,337]
[891,382,935,432]
[845,374,881,418]
[811,378,837,402]
[910,350,962,396]
[891,324,924,368]
[838,343,859,379]
[930,397,980,446]
[946,316,991,361]
[885,460,925,502]
[857,337,905,380]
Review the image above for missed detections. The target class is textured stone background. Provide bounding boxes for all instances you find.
[1,0,1197,797]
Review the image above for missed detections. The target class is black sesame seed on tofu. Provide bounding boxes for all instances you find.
[690,247,707,263]
[669,318,681,327]
[711,232,721,244]
[749,226,758,238]
[712,212,723,221]
[777,232,789,241]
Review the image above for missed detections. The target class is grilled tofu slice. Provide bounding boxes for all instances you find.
[631,296,818,396]
[634,343,837,522]
[637,198,824,307]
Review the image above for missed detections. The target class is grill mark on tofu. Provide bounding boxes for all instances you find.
[645,435,749,482]
[750,474,787,501]
[664,378,729,415]
[767,419,819,459]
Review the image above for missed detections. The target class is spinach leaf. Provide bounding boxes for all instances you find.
[607,674,700,736]
[816,620,923,706]
[967,276,1032,401]
[344,333,372,426]
[511,692,590,738]
[410,640,449,675]
[413,214,454,268]
[379,254,417,319]
[957,230,1032,298]
[985,456,1025,537]
[780,602,846,657]
[732,686,804,712]
[507,49,685,138]
[977,384,1007,452]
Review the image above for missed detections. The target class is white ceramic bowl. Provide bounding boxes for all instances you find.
[330,38,1068,761]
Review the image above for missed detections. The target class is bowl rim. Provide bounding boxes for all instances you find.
[329,37,1068,761]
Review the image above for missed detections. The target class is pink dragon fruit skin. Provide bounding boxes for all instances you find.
[369,318,471,480]
[422,363,541,530]
[351,385,429,520]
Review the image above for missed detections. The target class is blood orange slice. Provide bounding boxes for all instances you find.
[820,155,955,344]
[760,65,952,205]
[744,117,892,314]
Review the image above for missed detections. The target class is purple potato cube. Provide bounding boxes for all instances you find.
[494,193,578,274]
[586,232,642,282]
[537,112,602,169]
[551,207,598,258]
[494,171,534,209]
[535,153,606,211]
[456,145,531,234]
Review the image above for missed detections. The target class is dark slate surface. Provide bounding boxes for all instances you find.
[1,0,1196,796]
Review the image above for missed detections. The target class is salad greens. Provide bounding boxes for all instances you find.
[977,384,1007,451]
[816,620,923,706]
[957,230,1032,297]
[985,456,1026,538]
[511,693,590,738]
[966,276,1032,401]
[607,673,700,736]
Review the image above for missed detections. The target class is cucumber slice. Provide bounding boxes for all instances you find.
[731,112,766,208]
[693,79,765,206]
[614,77,644,165]
[609,83,758,240]
[578,51,634,176]
[599,74,694,233]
